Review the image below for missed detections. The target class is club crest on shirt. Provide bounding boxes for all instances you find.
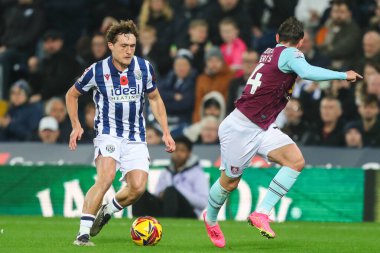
[231,166,241,175]
[134,70,142,80]
[105,144,115,153]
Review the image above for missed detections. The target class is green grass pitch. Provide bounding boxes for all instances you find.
[0,216,379,253]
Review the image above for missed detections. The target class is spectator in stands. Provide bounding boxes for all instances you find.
[328,79,358,122]
[193,46,233,122]
[185,91,225,142]
[295,0,330,29]
[80,102,96,143]
[299,30,331,68]
[355,61,380,104]
[369,1,380,32]
[219,18,247,77]
[159,49,197,137]
[249,0,298,53]
[344,122,363,148]
[42,0,86,50]
[354,94,380,147]
[227,50,259,114]
[45,97,71,143]
[0,80,42,141]
[138,0,175,49]
[318,0,361,70]
[0,0,44,97]
[292,78,323,124]
[146,125,162,145]
[137,25,171,78]
[28,30,81,102]
[196,116,220,144]
[90,32,108,63]
[202,0,252,46]
[172,0,206,44]
[132,136,208,218]
[281,98,313,145]
[308,96,345,146]
[367,73,380,102]
[357,30,380,72]
[176,19,210,74]
[37,116,60,144]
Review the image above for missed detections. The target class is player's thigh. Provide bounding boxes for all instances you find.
[119,143,150,182]
[125,170,148,193]
[95,155,117,184]
[93,134,121,183]
[267,144,305,171]
[219,114,263,178]
[257,125,305,171]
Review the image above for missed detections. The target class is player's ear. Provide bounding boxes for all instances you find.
[275,34,280,43]
[108,42,114,50]
[296,38,304,49]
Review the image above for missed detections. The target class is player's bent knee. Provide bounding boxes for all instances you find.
[292,157,305,171]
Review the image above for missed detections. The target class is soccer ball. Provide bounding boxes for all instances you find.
[130,216,162,246]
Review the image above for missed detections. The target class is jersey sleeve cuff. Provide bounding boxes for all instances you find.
[146,86,157,93]
[74,82,85,94]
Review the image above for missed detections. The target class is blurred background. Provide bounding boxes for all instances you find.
[0,0,380,222]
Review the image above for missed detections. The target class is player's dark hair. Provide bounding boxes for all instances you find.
[106,20,139,44]
[278,17,304,45]
[174,136,193,151]
[361,94,379,107]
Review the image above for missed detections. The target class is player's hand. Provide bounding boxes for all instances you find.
[345,70,363,82]
[69,126,84,151]
[162,133,176,153]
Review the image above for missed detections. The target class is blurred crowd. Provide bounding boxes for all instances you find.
[1,0,380,149]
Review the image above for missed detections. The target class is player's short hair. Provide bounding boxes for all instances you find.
[106,20,139,44]
[174,136,193,151]
[278,17,304,45]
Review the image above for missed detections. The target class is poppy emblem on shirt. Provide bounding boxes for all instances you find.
[120,75,129,86]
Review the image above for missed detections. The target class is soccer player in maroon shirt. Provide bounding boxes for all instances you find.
[203,17,362,248]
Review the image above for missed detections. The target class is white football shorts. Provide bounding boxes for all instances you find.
[219,109,294,178]
[93,134,150,181]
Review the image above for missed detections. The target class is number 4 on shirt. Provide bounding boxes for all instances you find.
[247,63,264,94]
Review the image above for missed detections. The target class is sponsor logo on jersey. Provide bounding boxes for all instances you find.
[104,73,110,81]
[110,86,141,102]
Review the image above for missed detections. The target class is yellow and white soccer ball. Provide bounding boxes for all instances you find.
[130,216,162,246]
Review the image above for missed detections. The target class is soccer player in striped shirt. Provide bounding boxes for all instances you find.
[66,20,175,246]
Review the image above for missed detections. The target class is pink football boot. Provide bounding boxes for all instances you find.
[248,211,276,239]
[203,211,226,248]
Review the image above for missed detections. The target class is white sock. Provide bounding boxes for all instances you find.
[78,213,95,237]
[105,197,123,215]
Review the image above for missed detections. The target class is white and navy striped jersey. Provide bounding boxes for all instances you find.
[75,56,157,142]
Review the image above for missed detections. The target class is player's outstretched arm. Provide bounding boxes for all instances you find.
[281,48,362,82]
[65,85,83,151]
[148,89,176,153]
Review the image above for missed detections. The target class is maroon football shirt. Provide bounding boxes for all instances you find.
[235,46,297,130]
